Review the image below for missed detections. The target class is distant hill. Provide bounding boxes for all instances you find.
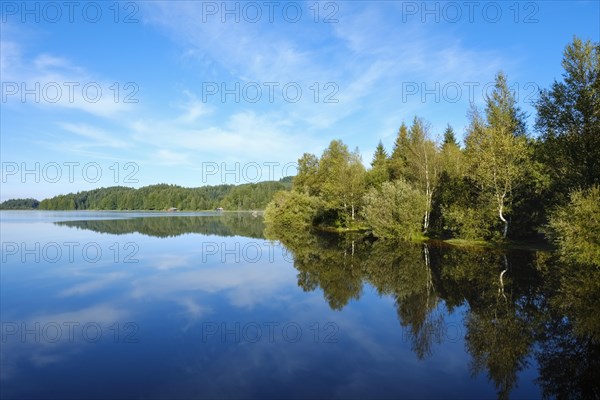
[0,178,293,211]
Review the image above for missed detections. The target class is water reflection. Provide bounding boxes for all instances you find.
[55,212,265,238]
[265,225,600,399]
[2,212,598,399]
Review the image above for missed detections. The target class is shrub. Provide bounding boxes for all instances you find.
[361,180,426,240]
[263,191,322,231]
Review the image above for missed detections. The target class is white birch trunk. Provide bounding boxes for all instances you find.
[498,196,508,238]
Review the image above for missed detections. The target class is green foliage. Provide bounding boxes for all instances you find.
[485,72,527,137]
[317,140,366,221]
[403,117,441,233]
[440,126,463,179]
[366,141,390,189]
[508,148,552,239]
[293,153,320,196]
[442,203,496,241]
[433,171,501,241]
[0,198,39,209]
[37,181,287,211]
[547,185,600,266]
[464,72,530,238]
[279,176,293,185]
[288,140,367,227]
[536,37,600,200]
[389,122,409,180]
[221,181,288,210]
[266,38,599,244]
[442,124,459,147]
[361,180,426,240]
[263,190,323,231]
[429,130,464,237]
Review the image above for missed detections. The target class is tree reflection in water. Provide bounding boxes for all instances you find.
[266,225,600,399]
[57,215,599,398]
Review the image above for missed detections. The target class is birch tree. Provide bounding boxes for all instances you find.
[346,149,366,221]
[465,72,529,238]
[404,117,441,234]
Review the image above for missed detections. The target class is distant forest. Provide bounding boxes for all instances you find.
[0,178,292,211]
[0,198,40,209]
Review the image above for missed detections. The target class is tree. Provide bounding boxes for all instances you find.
[442,124,458,145]
[429,124,467,237]
[346,148,367,221]
[366,140,390,189]
[293,153,320,196]
[441,124,463,179]
[404,117,441,234]
[536,37,600,199]
[318,140,366,223]
[547,185,600,266]
[389,122,409,180]
[465,73,529,238]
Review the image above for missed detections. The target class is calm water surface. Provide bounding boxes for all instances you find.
[1,211,598,399]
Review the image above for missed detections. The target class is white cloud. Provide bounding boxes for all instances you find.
[57,122,131,149]
[174,91,214,124]
[140,0,508,141]
[130,110,323,165]
[0,40,133,118]
[130,244,297,309]
[141,2,318,83]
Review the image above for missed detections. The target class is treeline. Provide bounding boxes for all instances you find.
[265,37,600,248]
[0,198,40,209]
[34,180,290,211]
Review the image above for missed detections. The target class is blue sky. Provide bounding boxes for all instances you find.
[1,1,598,200]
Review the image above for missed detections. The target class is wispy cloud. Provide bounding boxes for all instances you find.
[140,1,507,139]
[57,122,131,149]
[130,110,323,165]
[1,39,134,118]
[175,93,214,124]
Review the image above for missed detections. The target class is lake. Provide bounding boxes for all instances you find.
[1,211,598,399]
